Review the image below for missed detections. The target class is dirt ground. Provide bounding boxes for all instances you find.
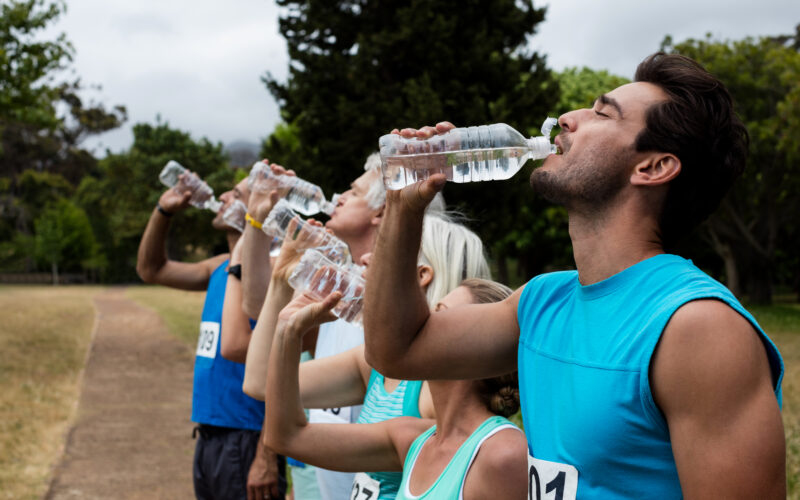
[45,288,197,499]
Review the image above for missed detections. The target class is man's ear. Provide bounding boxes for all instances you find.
[417,264,434,290]
[631,153,681,186]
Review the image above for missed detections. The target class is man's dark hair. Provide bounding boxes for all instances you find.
[634,52,749,245]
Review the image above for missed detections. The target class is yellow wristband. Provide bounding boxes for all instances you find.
[245,213,263,229]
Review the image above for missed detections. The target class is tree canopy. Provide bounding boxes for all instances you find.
[664,30,800,303]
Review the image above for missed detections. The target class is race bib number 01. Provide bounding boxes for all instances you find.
[350,472,380,500]
[196,321,219,358]
[528,455,578,500]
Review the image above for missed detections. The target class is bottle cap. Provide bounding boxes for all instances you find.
[206,199,223,213]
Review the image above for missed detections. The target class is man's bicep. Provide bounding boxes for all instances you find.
[396,293,521,380]
[654,300,785,499]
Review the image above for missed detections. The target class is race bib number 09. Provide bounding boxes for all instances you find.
[528,455,578,500]
[350,472,380,500]
[196,321,219,358]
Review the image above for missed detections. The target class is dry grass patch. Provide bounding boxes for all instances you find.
[126,285,206,347]
[0,285,102,500]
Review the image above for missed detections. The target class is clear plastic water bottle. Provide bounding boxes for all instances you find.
[378,118,559,190]
[261,199,351,265]
[158,160,223,212]
[221,199,247,233]
[269,236,282,258]
[288,249,365,325]
[248,161,335,216]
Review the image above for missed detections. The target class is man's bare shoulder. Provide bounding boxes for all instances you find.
[652,298,775,412]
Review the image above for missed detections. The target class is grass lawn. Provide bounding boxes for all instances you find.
[0,285,103,500]
[125,284,206,347]
[1,284,798,497]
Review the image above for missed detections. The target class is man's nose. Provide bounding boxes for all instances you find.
[558,110,578,133]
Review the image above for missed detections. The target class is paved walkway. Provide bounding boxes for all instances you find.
[46,288,196,499]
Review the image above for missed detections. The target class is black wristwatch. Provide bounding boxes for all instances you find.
[227,264,242,280]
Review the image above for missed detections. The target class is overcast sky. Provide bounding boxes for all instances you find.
[52,1,800,155]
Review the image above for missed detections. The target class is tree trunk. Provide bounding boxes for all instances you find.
[745,258,773,305]
[51,261,59,286]
[496,251,509,286]
[719,244,741,297]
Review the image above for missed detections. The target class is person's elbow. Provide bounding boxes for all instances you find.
[220,339,248,364]
[364,344,406,380]
[242,375,266,401]
[136,261,158,284]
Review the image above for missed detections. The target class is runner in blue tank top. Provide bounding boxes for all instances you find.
[137,175,285,500]
[263,279,529,500]
[363,53,785,499]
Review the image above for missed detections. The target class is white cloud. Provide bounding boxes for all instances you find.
[48,1,800,155]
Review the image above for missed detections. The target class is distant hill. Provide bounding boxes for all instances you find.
[224,140,260,168]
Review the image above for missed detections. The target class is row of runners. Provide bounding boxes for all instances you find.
[136,52,786,500]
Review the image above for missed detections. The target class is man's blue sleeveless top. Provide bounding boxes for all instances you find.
[517,254,783,499]
[192,260,264,430]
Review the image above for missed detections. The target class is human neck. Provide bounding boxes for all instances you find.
[427,380,492,439]
[226,232,240,254]
[567,199,664,286]
[342,228,376,263]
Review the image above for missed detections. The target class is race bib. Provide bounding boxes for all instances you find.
[196,321,219,358]
[528,455,578,500]
[308,406,352,424]
[350,472,380,500]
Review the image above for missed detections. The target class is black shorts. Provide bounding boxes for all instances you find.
[193,424,287,500]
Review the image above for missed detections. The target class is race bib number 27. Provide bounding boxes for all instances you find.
[528,455,578,500]
[350,472,380,500]
[196,321,219,358]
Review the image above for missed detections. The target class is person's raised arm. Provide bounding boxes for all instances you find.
[264,292,426,473]
[220,237,255,363]
[136,179,227,290]
[242,216,326,399]
[364,173,520,381]
[652,299,785,499]
[241,162,295,318]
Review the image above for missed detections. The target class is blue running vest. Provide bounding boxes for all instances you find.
[192,260,264,430]
[517,254,783,499]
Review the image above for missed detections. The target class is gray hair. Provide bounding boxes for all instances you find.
[419,214,491,305]
[363,153,386,210]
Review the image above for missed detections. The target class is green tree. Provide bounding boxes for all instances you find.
[0,0,125,276]
[77,121,234,282]
[664,34,800,304]
[34,198,96,284]
[264,0,557,283]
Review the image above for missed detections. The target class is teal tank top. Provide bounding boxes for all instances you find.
[517,254,784,499]
[395,415,518,499]
[354,370,422,500]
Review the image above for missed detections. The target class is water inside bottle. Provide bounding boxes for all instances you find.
[174,173,217,210]
[289,250,364,325]
[384,147,538,190]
